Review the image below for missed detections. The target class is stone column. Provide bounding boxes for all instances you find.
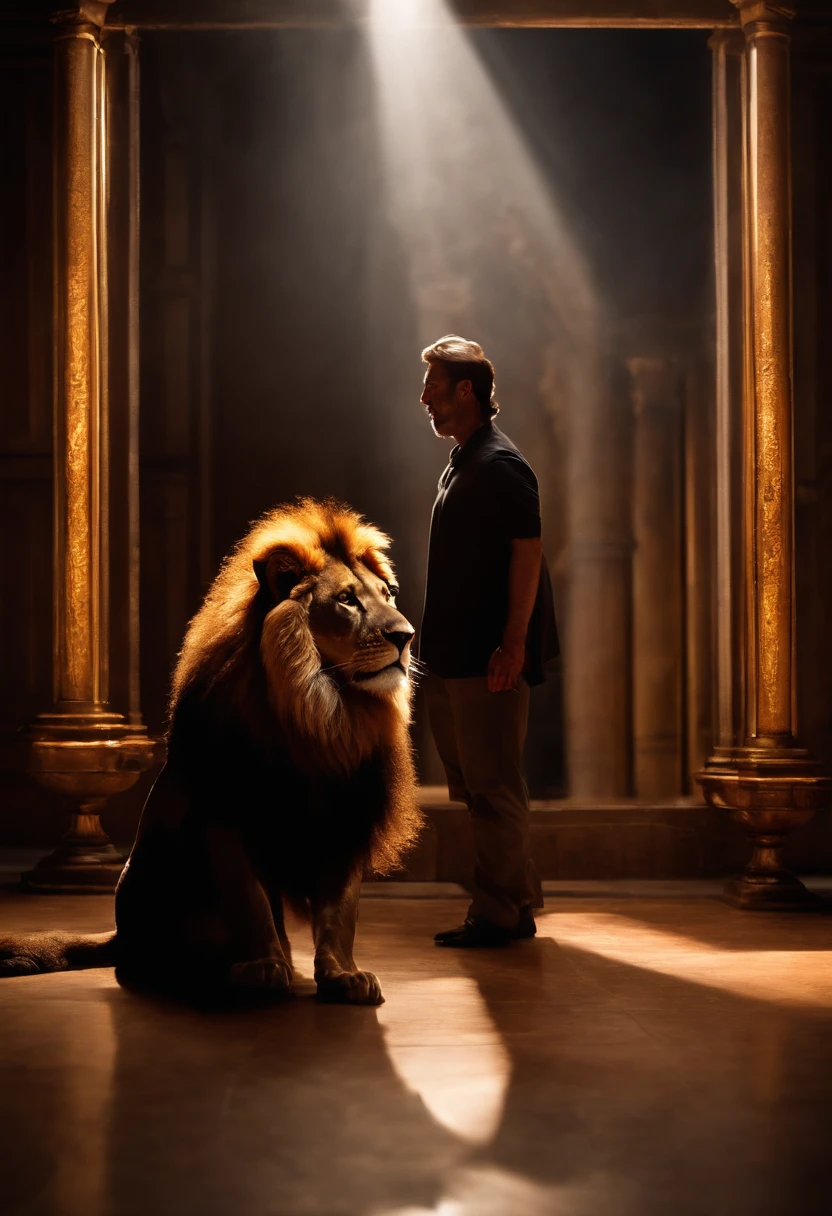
[698,1,831,908]
[629,356,684,799]
[103,26,143,727]
[24,2,155,893]
[683,361,714,791]
[565,359,632,798]
[705,30,746,764]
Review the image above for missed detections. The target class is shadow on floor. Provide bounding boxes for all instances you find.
[1,899,831,1216]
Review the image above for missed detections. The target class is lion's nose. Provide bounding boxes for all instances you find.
[384,628,414,655]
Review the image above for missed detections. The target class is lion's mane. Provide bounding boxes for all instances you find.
[166,497,422,875]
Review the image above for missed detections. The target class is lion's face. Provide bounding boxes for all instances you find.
[254,544,414,703]
[174,500,417,775]
[307,558,414,697]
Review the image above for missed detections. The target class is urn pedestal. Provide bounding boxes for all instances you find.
[699,749,831,910]
[24,709,158,893]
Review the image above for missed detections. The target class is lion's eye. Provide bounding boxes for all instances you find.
[337,589,357,606]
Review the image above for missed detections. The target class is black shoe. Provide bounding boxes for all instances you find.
[512,908,537,940]
[434,909,538,945]
[433,922,469,943]
[434,916,513,948]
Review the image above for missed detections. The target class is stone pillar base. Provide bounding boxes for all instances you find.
[698,748,832,911]
[23,822,126,895]
[23,708,158,894]
[723,869,825,912]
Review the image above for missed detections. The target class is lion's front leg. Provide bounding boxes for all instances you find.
[205,823,293,993]
[311,866,382,1006]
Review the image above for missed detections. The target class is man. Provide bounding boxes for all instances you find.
[419,335,558,948]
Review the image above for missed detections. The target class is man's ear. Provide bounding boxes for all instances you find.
[253,549,307,604]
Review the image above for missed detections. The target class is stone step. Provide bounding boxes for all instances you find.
[377,786,832,883]
[1,789,829,888]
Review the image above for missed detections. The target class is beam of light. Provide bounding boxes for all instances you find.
[377,976,510,1144]
[364,0,612,783]
[364,0,601,360]
[539,912,832,1008]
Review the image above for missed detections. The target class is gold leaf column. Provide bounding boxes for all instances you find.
[698,1,831,909]
[24,1,156,893]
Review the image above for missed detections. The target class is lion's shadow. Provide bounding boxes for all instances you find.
[39,917,829,1216]
[101,977,465,1216]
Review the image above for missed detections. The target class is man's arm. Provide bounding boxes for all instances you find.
[488,536,543,692]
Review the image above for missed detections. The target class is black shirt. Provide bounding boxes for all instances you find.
[419,421,559,684]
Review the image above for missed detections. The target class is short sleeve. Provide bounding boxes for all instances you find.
[486,454,541,539]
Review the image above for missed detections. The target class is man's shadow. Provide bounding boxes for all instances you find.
[452,927,832,1214]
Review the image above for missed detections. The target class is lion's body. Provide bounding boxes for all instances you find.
[1,499,421,1003]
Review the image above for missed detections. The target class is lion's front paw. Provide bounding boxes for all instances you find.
[228,956,293,992]
[316,969,383,1006]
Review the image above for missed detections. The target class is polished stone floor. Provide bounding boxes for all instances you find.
[1,884,832,1216]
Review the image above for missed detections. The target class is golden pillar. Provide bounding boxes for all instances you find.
[24,2,155,893]
[698,1,831,908]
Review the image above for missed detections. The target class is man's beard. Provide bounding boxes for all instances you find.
[429,402,455,437]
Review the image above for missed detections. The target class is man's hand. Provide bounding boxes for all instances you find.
[488,640,525,692]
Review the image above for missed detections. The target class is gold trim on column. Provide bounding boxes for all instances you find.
[744,4,794,744]
[741,32,757,744]
[698,1,832,910]
[54,22,103,704]
[24,3,157,894]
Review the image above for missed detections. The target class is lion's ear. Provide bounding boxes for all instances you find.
[253,549,307,604]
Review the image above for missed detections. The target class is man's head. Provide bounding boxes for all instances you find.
[420,335,498,443]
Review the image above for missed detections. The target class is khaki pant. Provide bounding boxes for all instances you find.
[425,672,543,930]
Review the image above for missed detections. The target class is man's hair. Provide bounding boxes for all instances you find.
[421,335,499,419]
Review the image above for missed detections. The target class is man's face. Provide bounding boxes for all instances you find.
[420,362,466,439]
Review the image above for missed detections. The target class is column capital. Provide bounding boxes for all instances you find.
[101,24,142,55]
[730,1,796,36]
[707,29,745,54]
[51,3,115,37]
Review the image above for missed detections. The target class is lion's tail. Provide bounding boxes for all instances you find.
[0,930,117,977]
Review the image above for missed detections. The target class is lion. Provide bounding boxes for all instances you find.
[0,498,422,1005]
